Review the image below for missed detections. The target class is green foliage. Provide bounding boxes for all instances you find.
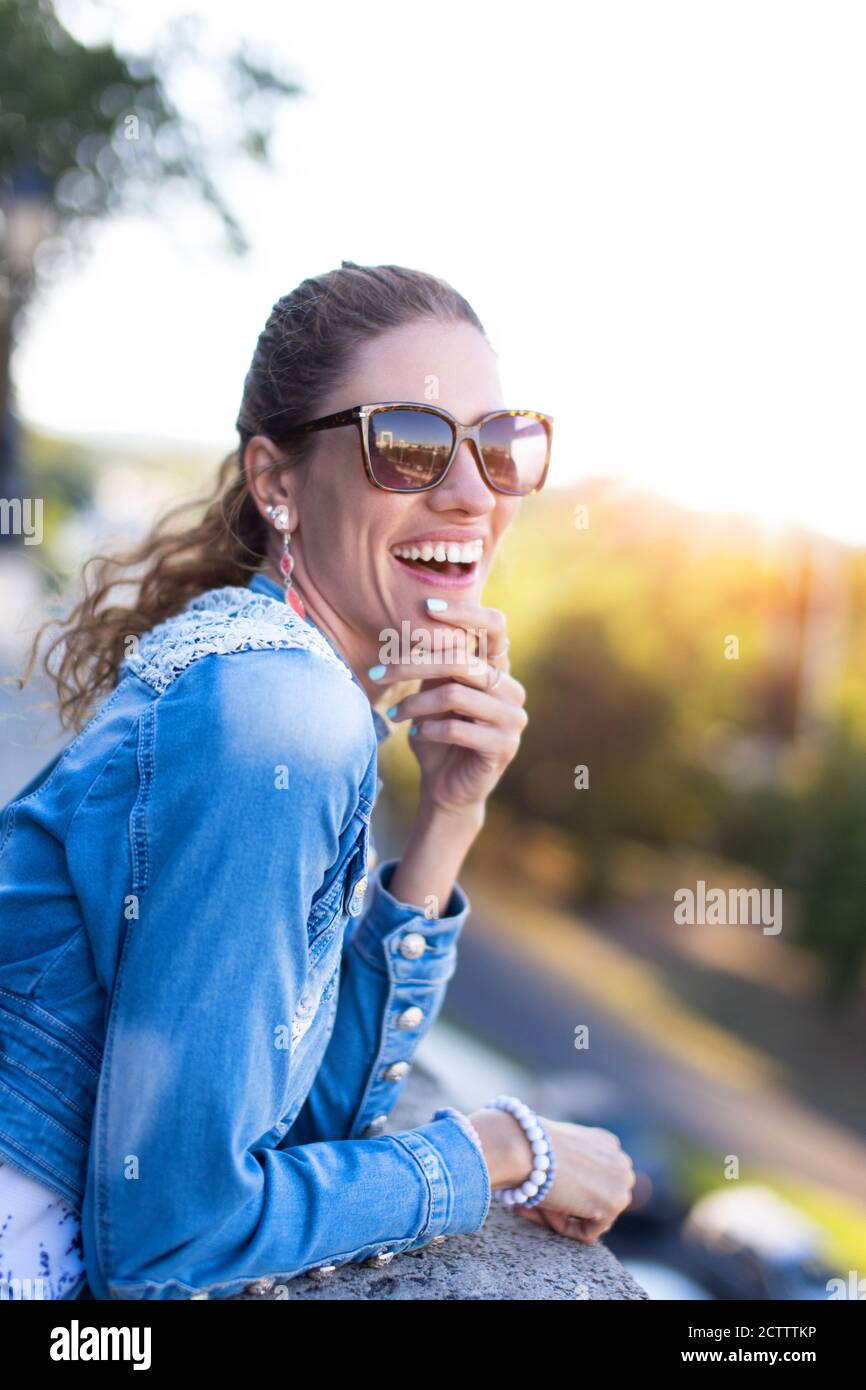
[791,730,866,1000]
[0,0,302,259]
[496,610,681,900]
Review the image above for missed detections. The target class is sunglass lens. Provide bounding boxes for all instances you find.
[479,413,549,494]
[368,409,453,489]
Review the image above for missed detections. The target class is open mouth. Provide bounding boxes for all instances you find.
[389,539,484,585]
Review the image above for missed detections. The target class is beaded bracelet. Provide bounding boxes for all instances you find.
[442,1096,555,1211]
[485,1095,555,1209]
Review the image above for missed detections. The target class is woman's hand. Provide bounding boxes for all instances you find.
[376,601,526,819]
[510,1117,637,1243]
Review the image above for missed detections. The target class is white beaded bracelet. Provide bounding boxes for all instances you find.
[483,1095,556,1209]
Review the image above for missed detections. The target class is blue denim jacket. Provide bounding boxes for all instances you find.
[0,570,490,1299]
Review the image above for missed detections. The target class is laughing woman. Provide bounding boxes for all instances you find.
[0,262,634,1300]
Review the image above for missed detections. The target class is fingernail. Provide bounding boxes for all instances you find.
[409,724,418,735]
[386,705,398,718]
[426,597,448,612]
[367,664,387,680]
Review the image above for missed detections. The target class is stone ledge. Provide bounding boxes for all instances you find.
[232,1058,648,1300]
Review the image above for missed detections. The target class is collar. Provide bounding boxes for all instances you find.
[247,570,391,746]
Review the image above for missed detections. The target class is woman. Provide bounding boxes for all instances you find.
[0,261,635,1301]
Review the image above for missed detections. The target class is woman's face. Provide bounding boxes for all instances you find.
[252,316,521,665]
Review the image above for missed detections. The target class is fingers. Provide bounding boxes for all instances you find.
[371,601,524,700]
[514,1207,549,1227]
[409,717,519,756]
[424,600,510,663]
[390,680,529,732]
[514,1207,605,1243]
[372,655,525,702]
[516,1207,610,1244]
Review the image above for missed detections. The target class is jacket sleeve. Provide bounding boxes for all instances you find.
[286,855,471,1146]
[80,650,490,1301]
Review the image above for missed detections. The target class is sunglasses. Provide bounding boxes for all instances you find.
[274,401,553,496]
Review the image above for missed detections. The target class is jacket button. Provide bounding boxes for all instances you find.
[363,1114,388,1136]
[348,875,368,916]
[308,1264,337,1279]
[245,1276,276,1295]
[382,1061,410,1082]
[398,932,427,959]
[396,1005,424,1030]
[365,1250,394,1267]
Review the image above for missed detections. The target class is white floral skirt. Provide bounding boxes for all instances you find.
[0,1158,87,1300]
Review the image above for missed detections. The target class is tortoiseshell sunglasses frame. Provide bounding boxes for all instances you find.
[271,401,553,496]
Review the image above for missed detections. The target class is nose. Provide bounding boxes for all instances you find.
[428,439,496,514]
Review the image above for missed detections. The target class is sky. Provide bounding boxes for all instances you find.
[14,0,866,544]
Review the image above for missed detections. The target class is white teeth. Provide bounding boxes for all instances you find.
[390,539,485,564]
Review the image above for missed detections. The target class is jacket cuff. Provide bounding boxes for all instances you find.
[388,1107,491,1241]
[349,856,470,967]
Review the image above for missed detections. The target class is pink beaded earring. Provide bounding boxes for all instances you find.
[266,504,306,619]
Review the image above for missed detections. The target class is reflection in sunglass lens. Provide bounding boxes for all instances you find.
[368,409,453,489]
[479,413,549,494]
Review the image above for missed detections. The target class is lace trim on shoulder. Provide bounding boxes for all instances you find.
[119,585,354,695]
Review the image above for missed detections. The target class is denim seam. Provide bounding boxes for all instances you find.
[386,1132,437,1240]
[348,962,397,1132]
[0,1139,79,1207]
[130,700,156,895]
[434,1108,492,1229]
[0,685,134,874]
[1,681,129,815]
[0,803,16,862]
[28,925,90,1001]
[0,1045,92,1123]
[0,992,102,1073]
[90,881,144,1293]
[0,1125,81,1203]
[0,1078,87,1147]
[62,709,145,847]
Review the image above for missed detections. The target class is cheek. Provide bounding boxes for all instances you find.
[490,500,520,547]
[307,513,395,605]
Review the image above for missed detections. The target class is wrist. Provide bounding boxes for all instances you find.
[417,798,485,838]
[468,1106,535,1190]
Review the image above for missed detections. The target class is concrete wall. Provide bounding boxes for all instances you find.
[234,1059,648,1301]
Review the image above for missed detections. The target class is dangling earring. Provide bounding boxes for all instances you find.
[266,504,306,619]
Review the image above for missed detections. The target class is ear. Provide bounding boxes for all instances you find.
[243,434,300,532]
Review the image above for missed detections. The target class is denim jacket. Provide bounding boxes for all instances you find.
[0,570,490,1299]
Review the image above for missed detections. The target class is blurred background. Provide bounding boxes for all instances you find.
[1,0,864,1299]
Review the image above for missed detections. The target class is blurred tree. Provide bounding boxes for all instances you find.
[496,611,683,902]
[0,0,302,530]
[792,729,866,1001]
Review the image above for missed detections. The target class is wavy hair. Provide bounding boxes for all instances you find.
[17,260,486,732]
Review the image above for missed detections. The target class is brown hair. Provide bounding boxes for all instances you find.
[17,260,487,732]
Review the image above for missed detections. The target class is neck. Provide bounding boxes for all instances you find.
[261,559,385,703]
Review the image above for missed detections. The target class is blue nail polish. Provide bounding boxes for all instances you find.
[386,705,398,718]
[367,664,387,680]
[426,597,448,612]
[409,724,418,735]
